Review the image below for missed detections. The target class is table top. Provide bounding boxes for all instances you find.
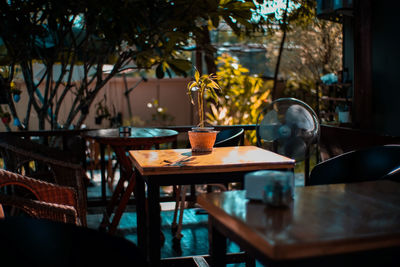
[129,146,295,175]
[197,180,400,261]
[84,127,178,146]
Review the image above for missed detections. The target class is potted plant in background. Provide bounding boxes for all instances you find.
[187,69,221,152]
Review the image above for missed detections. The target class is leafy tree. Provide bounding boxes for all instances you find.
[0,0,265,131]
[206,53,269,144]
[266,19,342,106]
[260,0,316,99]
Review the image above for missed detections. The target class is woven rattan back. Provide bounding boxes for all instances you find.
[0,169,79,224]
[0,135,87,226]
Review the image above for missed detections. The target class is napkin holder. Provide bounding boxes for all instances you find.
[244,170,294,201]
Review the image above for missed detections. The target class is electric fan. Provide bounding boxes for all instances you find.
[256,98,320,161]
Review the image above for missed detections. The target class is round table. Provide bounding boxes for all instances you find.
[84,127,178,234]
[85,127,179,148]
[0,216,145,266]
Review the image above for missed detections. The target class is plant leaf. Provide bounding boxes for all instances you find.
[194,69,200,83]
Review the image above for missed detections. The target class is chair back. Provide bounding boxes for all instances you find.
[319,124,400,161]
[0,169,79,224]
[214,128,244,147]
[0,134,87,226]
[0,204,4,218]
[308,144,400,186]
[0,216,146,265]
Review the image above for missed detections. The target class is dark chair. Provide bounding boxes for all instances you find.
[382,167,400,181]
[308,145,400,186]
[214,128,244,147]
[0,216,146,266]
[318,124,400,161]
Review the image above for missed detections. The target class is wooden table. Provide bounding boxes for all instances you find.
[85,127,178,233]
[197,180,400,267]
[129,145,295,266]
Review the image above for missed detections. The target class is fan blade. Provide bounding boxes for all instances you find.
[282,137,307,161]
[259,110,281,141]
[277,125,292,139]
[285,104,315,131]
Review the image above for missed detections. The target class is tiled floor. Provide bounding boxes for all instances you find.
[86,170,305,266]
[86,173,241,259]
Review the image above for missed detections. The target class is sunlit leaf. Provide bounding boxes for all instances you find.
[194,69,200,83]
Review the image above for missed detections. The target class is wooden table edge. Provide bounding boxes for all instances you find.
[197,193,277,259]
[131,162,295,176]
[197,192,400,261]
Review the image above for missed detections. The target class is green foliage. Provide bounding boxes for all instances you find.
[286,0,317,28]
[266,19,342,108]
[0,0,265,130]
[261,0,316,33]
[206,53,269,144]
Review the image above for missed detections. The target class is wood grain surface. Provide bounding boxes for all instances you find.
[129,146,295,175]
[197,180,400,260]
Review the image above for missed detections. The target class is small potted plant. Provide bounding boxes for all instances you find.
[187,69,221,152]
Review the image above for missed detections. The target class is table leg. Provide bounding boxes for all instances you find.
[108,172,136,234]
[99,146,136,233]
[135,170,148,261]
[147,180,161,266]
[209,216,227,266]
[99,174,125,231]
[100,143,106,203]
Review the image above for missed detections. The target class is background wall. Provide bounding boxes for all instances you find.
[342,0,400,136]
[371,0,400,136]
[0,77,194,131]
[91,77,194,129]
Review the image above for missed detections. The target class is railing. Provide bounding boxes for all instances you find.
[163,124,256,146]
[4,124,399,203]
[0,125,256,206]
[0,129,90,165]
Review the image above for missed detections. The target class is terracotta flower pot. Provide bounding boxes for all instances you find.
[188,128,218,152]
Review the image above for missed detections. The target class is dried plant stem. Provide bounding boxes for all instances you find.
[198,90,205,128]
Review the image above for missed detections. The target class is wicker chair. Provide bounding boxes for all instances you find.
[0,169,79,225]
[0,134,87,226]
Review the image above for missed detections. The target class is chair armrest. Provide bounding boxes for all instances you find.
[0,194,79,225]
[0,169,79,217]
[0,135,87,226]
